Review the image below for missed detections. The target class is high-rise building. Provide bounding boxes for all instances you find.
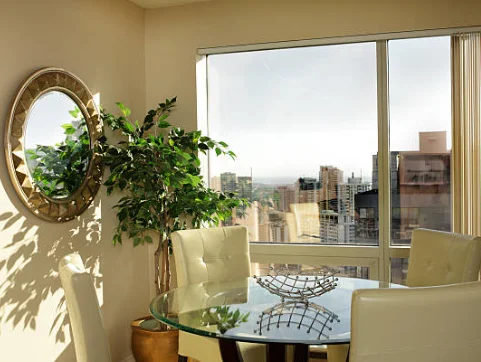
[396,132,450,241]
[295,177,321,204]
[338,173,371,243]
[210,176,221,192]
[237,176,253,201]
[220,172,237,194]
[356,131,450,244]
[320,210,339,243]
[372,152,399,192]
[268,210,289,242]
[277,185,296,212]
[319,166,343,212]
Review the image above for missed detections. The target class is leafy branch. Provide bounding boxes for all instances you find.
[100,97,249,297]
[26,107,90,198]
[200,306,250,334]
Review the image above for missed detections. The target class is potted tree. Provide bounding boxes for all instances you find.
[100,97,248,362]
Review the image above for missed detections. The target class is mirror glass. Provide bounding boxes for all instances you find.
[24,91,91,199]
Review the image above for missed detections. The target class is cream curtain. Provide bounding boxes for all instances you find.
[452,33,481,236]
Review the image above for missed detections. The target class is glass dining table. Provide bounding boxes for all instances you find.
[150,276,404,362]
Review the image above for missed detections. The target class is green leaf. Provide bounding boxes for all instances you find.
[61,124,76,135]
[122,122,135,134]
[158,120,171,128]
[117,102,131,117]
[69,108,81,118]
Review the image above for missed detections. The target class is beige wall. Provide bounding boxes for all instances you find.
[145,0,481,131]
[2,1,481,361]
[0,1,148,361]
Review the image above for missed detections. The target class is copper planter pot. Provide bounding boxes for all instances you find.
[131,316,179,362]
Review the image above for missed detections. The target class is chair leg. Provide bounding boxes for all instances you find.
[327,344,350,362]
[178,355,188,362]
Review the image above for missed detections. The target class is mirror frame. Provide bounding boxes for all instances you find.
[5,67,103,222]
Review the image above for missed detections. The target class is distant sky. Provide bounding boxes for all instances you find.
[25,91,78,150]
[207,36,451,183]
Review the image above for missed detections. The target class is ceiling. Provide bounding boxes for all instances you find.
[128,0,210,8]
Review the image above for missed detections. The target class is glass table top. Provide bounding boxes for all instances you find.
[150,276,404,345]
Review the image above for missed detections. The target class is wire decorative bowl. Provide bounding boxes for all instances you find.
[254,300,340,340]
[253,267,338,302]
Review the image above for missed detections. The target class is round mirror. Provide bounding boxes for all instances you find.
[25,91,91,199]
[5,68,103,222]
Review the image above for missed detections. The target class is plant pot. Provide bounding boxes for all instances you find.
[131,316,179,362]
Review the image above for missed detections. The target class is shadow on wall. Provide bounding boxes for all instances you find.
[0,204,103,361]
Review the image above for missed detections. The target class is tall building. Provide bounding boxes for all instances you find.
[319,166,343,212]
[220,172,237,194]
[237,176,253,201]
[320,210,339,243]
[295,177,321,204]
[268,210,290,242]
[396,132,450,241]
[277,185,296,212]
[372,152,399,192]
[210,176,221,192]
[338,173,371,243]
[356,131,450,244]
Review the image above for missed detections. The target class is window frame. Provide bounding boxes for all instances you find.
[197,26,481,283]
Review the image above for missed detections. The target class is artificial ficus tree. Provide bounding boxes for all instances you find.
[100,97,249,298]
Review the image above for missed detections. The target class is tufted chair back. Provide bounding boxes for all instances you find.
[406,228,481,287]
[290,203,320,238]
[350,281,481,362]
[58,253,111,362]
[171,226,265,362]
[284,212,299,242]
[171,225,251,288]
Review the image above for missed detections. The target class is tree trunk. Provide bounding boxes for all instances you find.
[154,234,163,296]
[160,239,169,294]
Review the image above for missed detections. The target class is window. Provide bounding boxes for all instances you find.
[207,42,378,246]
[388,37,452,245]
[199,31,479,284]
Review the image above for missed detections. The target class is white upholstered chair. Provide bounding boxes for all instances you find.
[330,228,481,362]
[171,226,265,362]
[406,228,481,287]
[58,253,111,362]
[349,281,481,362]
[290,203,320,241]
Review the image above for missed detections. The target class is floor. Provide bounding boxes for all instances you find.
[187,359,326,362]
[186,354,327,361]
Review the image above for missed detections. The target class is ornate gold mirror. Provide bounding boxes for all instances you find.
[5,68,103,222]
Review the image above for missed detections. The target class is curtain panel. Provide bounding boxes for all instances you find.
[451,33,481,235]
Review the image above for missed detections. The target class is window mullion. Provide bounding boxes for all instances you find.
[376,40,391,283]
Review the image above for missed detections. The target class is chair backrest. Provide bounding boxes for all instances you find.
[58,253,111,362]
[290,203,320,238]
[284,212,299,242]
[406,228,481,287]
[350,281,481,362]
[171,226,251,287]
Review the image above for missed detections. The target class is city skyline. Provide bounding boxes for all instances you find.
[212,129,450,249]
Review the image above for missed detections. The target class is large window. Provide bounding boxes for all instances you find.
[388,37,452,245]
[207,42,378,246]
[200,32,475,284]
